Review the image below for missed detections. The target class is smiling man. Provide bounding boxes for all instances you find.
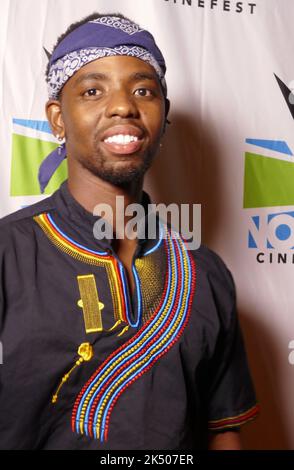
[0,13,258,450]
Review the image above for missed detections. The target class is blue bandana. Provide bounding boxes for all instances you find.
[39,16,167,193]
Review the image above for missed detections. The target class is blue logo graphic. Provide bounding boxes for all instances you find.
[249,211,294,249]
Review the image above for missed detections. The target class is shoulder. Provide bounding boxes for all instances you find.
[187,244,237,331]
[0,196,54,227]
[0,195,55,244]
[190,244,235,294]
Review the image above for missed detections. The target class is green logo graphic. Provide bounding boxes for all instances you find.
[10,119,67,196]
[244,150,294,209]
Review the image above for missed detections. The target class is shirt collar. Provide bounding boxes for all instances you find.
[52,180,161,257]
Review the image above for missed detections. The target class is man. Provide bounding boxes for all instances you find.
[0,12,258,450]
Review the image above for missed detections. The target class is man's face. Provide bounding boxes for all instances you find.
[52,56,166,185]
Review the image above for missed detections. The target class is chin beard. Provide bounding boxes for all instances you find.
[78,153,154,186]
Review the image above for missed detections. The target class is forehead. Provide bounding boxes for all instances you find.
[69,55,159,87]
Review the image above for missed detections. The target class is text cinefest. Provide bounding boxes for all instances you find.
[164,0,257,15]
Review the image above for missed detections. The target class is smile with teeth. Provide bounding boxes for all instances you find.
[104,134,139,145]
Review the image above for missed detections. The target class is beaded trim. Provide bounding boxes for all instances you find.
[71,227,196,442]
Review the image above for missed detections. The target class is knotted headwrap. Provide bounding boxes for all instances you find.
[38,16,168,193]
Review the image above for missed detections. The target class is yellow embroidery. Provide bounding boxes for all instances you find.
[78,299,104,310]
[52,343,94,404]
[117,325,130,337]
[107,319,124,331]
[78,343,94,361]
[77,275,104,333]
[135,249,166,323]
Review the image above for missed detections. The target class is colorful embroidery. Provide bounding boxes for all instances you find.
[135,246,166,324]
[208,404,260,430]
[34,213,129,329]
[34,212,196,443]
[71,227,196,442]
[34,212,164,330]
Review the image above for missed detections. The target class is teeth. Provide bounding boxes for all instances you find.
[104,134,139,144]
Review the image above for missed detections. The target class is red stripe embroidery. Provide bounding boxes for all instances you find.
[208,404,260,429]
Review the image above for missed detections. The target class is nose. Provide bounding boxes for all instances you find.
[105,89,139,119]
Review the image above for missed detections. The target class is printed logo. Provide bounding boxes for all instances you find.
[244,75,294,263]
[248,211,294,263]
[10,119,67,196]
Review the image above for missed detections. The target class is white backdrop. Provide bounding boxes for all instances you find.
[1,0,294,449]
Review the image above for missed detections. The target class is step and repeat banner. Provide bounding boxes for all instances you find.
[1,0,294,449]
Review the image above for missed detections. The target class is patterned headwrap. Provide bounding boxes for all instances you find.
[39,16,168,193]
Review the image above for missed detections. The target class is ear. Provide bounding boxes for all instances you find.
[162,98,170,134]
[45,99,65,138]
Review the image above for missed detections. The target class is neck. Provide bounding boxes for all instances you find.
[67,167,144,235]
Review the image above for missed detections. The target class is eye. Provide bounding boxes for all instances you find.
[134,88,153,97]
[84,88,102,97]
